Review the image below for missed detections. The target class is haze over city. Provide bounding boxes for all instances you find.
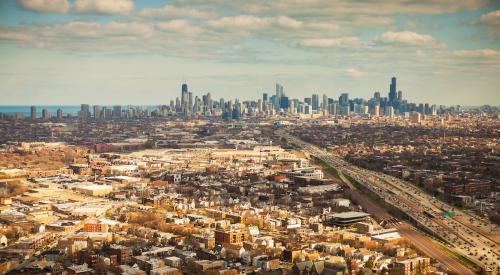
[0,0,499,105]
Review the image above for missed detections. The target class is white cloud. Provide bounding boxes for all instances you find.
[300,37,362,48]
[140,5,214,19]
[74,0,134,15]
[478,10,500,26]
[376,31,441,46]
[156,20,203,35]
[18,0,70,13]
[208,15,303,30]
[452,48,500,58]
[345,68,364,77]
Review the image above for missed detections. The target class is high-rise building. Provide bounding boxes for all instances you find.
[113,105,122,118]
[181,83,188,111]
[275,84,283,110]
[374,92,381,101]
[81,104,90,119]
[322,94,328,110]
[56,109,63,120]
[389,77,397,103]
[339,93,349,107]
[312,94,319,110]
[397,90,403,101]
[263,93,268,102]
[30,105,37,120]
[42,108,50,120]
[93,105,101,119]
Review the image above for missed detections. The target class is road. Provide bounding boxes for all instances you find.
[280,130,499,273]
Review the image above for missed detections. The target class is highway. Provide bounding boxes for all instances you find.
[279,130,499,273]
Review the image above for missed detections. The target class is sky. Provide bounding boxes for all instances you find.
[0,0,499,106]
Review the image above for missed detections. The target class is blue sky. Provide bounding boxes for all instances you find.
[0,0,499,105]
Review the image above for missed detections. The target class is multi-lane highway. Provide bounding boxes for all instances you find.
[279,130,499,273]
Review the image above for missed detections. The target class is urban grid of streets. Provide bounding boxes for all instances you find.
[279,129,499,273]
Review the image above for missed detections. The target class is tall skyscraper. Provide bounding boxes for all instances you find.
[389,77,397,103]
[312,94,319,110]
[275,83,283,110]
[181,83,188,111]
[339,93,349,107]
[80,104,90,120]
[42,108,50,120]
[263,93,268,102]
[30,105,36,120]
[322,94,328,110]
[113,105,122,118]
[93,105,101,119]
[397,90,403,101]
[56,109,63,120]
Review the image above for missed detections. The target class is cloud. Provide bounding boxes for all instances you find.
[477,10,500,26]
[299,37,363,48]
[140,5,214,19]
[376,31,443,47]
[18,0,70,13]
[452,48,500,58]
[208,15,303,30]
[345,68,364,77]
[156,20,203,35]
[73,0,134,15]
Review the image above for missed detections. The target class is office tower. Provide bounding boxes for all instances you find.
[363,105,369,115]
[56,109,63,120]
[322,94,328,110]
[279,96,289,110]
[424,103,430,115]
[188,92,193,112]
[339,93,349,107]
[289,100,295,114]
[329,102,338,116]
[389,77,397,103]
[385,106,394,118]
[304,97,312,105]
[397,90,403,101]
[207,92,212,111]
[93,105,100,119]
[30,105,36,120]
[42,108,50,120]
[170,100,175,110]
[304,104,312,114]
[181,83,188,107]
[275,83,283,110]
[431,104,437,116]
[418,103,425,115]
[263,93,268,102]
[103,108,112,119]
[219,98,225,111]
[373,105,380,116]
[312,94,319,110]
[81,104,90,119]
[113,105,122,118]
[257,99,263,113]
[374,92,381,101]
[175,97,180,111]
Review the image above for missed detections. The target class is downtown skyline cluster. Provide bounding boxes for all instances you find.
[21,77,451,122]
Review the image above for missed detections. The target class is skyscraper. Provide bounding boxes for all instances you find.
[322,94,328,110]
[93,105,101,119]
[339,93,349,107]
[42,108,50,120]
[312,94,319,110]
[389,77,397,103]
[30,105,36,120]
[181,83,188,111]
[113,105,122,118]
[56,109,63,120]
[397,90,403,101]
[81,104,90,120]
